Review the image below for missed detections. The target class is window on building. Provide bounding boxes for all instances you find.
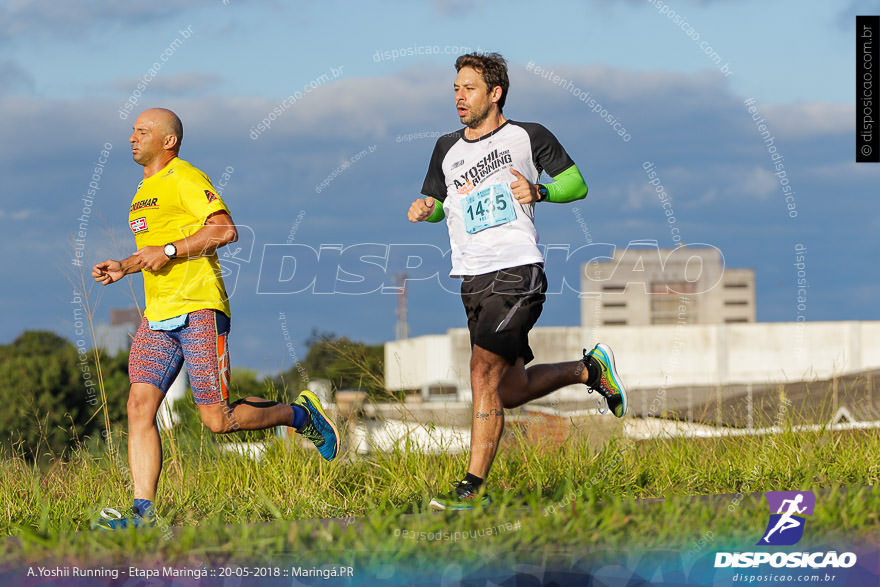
[426,384,457,399]
[651,298,681,313]
[651,281,698,294]
[651,316,678,325]
[650,296,695,325]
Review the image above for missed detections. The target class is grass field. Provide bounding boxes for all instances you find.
[2,407,879,576]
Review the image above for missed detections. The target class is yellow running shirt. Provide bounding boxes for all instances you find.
[128,157,232,321]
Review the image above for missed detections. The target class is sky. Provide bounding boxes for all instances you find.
[0,0,877,375]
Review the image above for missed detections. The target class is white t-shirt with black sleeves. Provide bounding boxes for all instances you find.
[421,120,576,276]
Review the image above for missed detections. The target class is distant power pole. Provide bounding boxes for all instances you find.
[395,273,409,340]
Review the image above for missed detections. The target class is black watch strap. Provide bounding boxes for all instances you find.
[537,184,549,201]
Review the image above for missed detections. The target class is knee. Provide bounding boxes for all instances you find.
[471,347,497,372]
[471,353,508,390]
[127,389,160,423]
[470,360,493,389]
[200,407,234,434]
[470,358,491,382]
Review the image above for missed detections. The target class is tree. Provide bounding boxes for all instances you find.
[275,330,390,400]
[0,331,128,460]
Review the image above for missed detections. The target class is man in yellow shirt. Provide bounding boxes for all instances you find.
[91,108,338,529]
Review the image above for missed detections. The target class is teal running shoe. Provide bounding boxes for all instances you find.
[92,507,155,530]
[429,480,490,511]
[294,390,340,461]
[583,343,627,418]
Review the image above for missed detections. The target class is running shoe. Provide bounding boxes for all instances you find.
[583,343,627,418]
[294,390,340,461]
[429,480,490,511]
[92,507,155,530]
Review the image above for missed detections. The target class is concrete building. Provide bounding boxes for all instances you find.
[580,244,755,327]
[385,322,880,403]
[383,244,878,439]
[93,307,142,356]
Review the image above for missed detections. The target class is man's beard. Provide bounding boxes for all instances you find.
[462,104,490,129]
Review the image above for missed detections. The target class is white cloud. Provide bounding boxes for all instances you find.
[0,63,875,368]
[740,166,778,199]
[518,63,731,104]
[0,1,237,40]
[624,182,654,211]
[757,102,853,138]
[183,69,449,143]
[799,160,880,182]
[110,72,223,97]
[0,209,35,220]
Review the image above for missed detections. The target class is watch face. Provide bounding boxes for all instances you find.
[164,244,175,257]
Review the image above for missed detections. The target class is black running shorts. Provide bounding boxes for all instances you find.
[460,263,547,365]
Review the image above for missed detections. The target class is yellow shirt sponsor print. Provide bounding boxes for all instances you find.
[128,157,231,321]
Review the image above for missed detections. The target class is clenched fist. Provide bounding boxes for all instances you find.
[408,197,437,222]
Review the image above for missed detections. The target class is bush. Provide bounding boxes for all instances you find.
[0,331,128,460]
[275,330,389,399]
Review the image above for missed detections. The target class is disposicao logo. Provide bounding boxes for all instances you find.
[714,490,858,570]
[759,490,815,546]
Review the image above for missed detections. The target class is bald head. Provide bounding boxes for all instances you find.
[142,108,183,149]
[130,108,184,175]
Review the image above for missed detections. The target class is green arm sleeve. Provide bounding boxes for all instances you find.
[545,164,588,203]
[425,198,445,222]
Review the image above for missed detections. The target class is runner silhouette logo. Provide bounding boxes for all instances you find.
[759,491,816,546]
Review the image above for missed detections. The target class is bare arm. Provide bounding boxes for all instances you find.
[91,254,145,285]
[134,210,238,272]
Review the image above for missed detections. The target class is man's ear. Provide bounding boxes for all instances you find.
[490,85,503,105]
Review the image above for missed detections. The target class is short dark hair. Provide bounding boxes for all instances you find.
[455,52,509,111]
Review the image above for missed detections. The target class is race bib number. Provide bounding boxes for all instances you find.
[461,183,517,234]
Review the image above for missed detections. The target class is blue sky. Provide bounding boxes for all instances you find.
[1,0,877,374]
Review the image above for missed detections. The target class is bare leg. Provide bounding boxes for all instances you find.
[499,359,590,409]
[467,349,595,480]
[467,345,510,479]
[197,397,295,434]
[127,382,166,501]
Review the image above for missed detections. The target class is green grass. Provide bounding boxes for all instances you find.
[2,416,880,569]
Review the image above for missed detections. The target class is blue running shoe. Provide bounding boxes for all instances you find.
[92,507,155,530]
[583,343,628,418]
[294,390,340,461]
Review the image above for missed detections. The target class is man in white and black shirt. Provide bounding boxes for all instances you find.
[408,52,629,511]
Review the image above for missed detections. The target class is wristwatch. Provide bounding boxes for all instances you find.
[537,184,549,201]
[163,243,177,259]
